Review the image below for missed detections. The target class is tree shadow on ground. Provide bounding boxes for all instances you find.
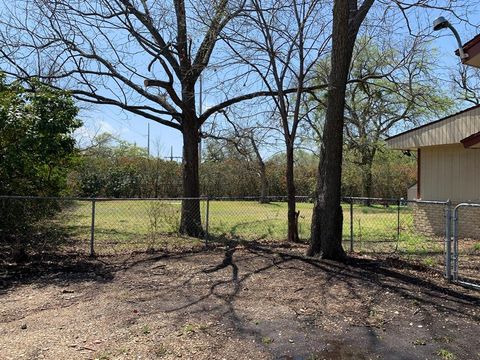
[0,214,119,292]
[2,236,478,359]
[0,252,114,293]
[254,243,479,301]
[160,239,479,325]
[139,240,478,359]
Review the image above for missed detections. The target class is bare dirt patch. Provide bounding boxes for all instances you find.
[1,243,479,360]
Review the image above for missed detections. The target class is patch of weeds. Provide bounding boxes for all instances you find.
[95,353,111,360]
[114,348,129,355]
[307,354,320,360]
[437,349,456,360]
[197,323,209,331]
[183,323,196,334]
[433,336,452,344]
[152,344,168,358]
[422,257,436,267]
[472,243,480,252]
[261,336,273,345]
[413,339,427,346]
[142,324,151,335]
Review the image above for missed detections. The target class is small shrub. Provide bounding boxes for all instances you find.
[153,344,168,357]
[142,324,151,335]
[261,336,273,345]
[437,349,456,360]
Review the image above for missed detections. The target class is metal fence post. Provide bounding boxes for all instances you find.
[453,204,459,282]
[349,198,354,252]
[397,199,401,242]
[90,199,96,257]
[444,200,452,281]
[205,196,210,246]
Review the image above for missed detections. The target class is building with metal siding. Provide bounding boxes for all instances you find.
[387,105,480,202]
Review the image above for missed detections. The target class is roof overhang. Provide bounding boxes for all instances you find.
[461,131,480,149]
[386,104,480,150]
[456,34,480,68]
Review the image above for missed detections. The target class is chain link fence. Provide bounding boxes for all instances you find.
[0,195,448,253]
[3,195,479,288]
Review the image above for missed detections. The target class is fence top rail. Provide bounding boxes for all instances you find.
[209,195,311,200]
[453,202,480,212]
[0,195,310,201]
[344,196,400,202]
[0,195,451,205]
[406,199,450,205]
[342,197,449,205]
[0,195,205,201]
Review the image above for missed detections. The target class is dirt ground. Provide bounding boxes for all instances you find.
[1,243,479,360]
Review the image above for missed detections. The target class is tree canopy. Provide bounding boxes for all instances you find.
[0,76,81,196]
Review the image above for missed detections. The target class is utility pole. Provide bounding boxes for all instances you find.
[170,146,174,162]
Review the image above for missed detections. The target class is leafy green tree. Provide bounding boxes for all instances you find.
[0,76,81,195]
[72,133,183,198]
[0,76,80,261]
[342,144,416,199]
[312,37,453,204]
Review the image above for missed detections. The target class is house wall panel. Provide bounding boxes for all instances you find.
[420,144,480,202]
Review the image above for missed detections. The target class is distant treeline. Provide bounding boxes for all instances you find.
[68,137,415,199]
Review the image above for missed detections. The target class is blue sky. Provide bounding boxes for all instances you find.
[0,1,478,158]
[72,7,479,158]
[77,104,182,158]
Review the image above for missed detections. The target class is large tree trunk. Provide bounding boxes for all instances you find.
[363,167,373,205]
[286,145,300,243]
[179,119,203,237]
[308,0,368,259]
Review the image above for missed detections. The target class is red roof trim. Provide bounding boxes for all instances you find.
[455,34,480,56]
[460,131,480,148]
[386,104,480,141]
[455,34,480,68]
[461,34,480,52]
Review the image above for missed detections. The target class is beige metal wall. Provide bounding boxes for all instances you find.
[421,144,480,202]
[407,184,417,200]
[387,106,480,150]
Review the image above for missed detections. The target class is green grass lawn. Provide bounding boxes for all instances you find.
[47,199,441,257]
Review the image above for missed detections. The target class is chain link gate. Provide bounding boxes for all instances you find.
[450,203,480,289]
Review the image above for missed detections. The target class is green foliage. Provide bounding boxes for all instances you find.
[342,143,416,198]
[71,135,411,199]
[312,37,453,199]
[437,349,456,360]
[0,75,81,196]
[0,76,80,259]
[200,148,318,197]
[261,336,273,345]
[71,134,181,197]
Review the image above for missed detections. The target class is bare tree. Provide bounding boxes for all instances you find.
[205,107,277,203]
[0,0,319,236]
[223,0,329,242]
[308,0,374,259]
[451,65,480,105]
[308,0,474,259]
